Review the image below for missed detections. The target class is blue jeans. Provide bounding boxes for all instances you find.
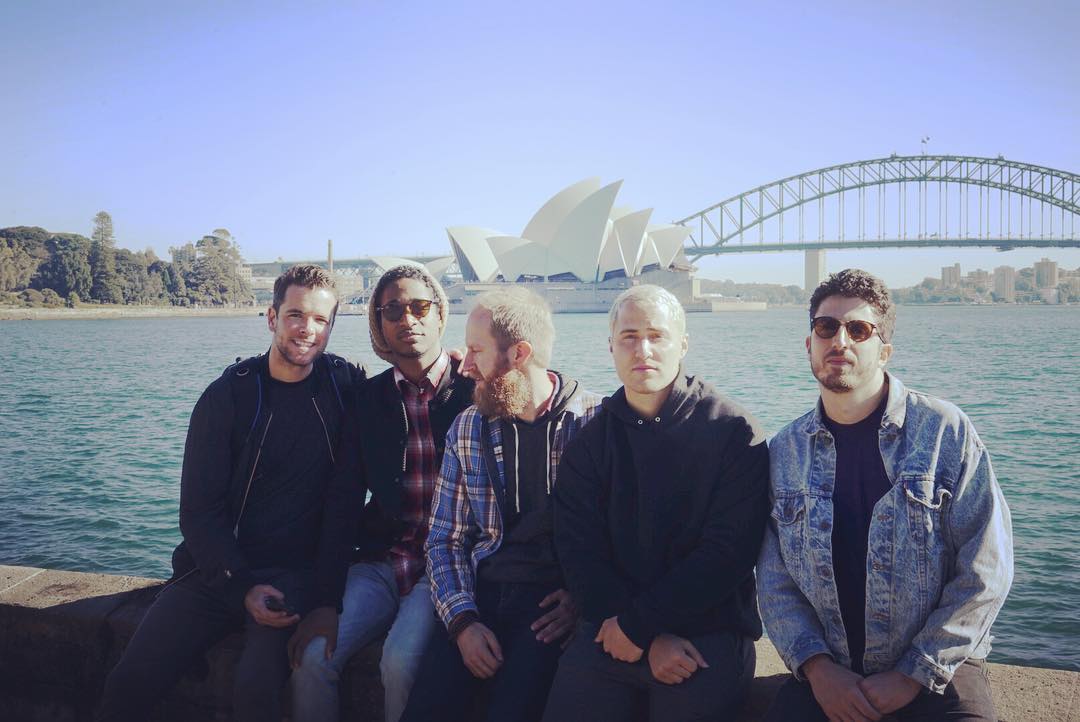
[291,561,439,722]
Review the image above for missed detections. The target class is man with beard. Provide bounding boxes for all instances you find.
[97,265,361,722]
[543,285,769,722]
[290,264,474,722]
[757,269,1013,721]
[399,287,602,722]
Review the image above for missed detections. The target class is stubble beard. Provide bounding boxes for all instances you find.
[474,365,531,419]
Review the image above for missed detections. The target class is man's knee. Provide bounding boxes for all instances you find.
[380,641,425,690]
[293,636,341,687]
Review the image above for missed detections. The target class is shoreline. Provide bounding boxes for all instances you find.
[0,305,260,321]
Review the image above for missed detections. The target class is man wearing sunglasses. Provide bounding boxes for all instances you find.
[757,268,1013,722]
[290,264,474,722]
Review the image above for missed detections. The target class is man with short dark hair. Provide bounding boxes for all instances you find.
[290,264,474,722]
[544,284,769,722]
[97,264,363,722]
[399,287,601,722]
[758,268,1013,721]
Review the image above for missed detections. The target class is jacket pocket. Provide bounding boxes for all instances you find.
[899,473,951,606]
[771,494,808,575]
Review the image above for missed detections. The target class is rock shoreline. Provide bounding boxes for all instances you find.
[0,564,1074,721]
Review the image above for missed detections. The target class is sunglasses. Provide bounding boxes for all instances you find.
[377,299,437,322]
[810,316,881,343]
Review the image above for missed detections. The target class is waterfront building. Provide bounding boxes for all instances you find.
[942,263,962,288]
[966,268,990,289]
[993,266,1016,302]
[445,178,708,313]
[1034,258,1059,289]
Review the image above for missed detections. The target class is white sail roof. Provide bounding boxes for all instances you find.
[446,226,503,282]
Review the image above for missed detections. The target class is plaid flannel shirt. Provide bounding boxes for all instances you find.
[426,384,603,628]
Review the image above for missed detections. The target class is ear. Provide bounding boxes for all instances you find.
[608,337,613,355]
[510,340,534,369]
[879,341,893,366]
[679,333,689,359]
[267,306,278,333]
[805,335,812,354]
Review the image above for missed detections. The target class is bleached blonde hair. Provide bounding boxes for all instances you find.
[608,284,686,337]
[473,286,555,368]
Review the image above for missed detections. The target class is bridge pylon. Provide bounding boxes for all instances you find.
[805,250,827,295]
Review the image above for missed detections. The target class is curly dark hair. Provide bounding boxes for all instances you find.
[272,264,338,316]
[808,268,896,342]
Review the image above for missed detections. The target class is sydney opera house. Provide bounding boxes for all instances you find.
[442,178,707,313]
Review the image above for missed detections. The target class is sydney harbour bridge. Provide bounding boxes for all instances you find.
[251,154,1080,291]
[673,154,1080,288]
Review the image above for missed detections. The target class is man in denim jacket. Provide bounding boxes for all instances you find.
[757,269,1013,721]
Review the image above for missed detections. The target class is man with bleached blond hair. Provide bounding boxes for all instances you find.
[545,284,769,722]
[400,287,602,722]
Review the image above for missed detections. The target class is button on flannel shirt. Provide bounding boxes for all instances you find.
[388,350,450,595]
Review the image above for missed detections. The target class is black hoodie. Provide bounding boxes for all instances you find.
[478,371,591,585]
[553,373,769,650]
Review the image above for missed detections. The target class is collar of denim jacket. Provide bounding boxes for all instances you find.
[804,370,909,435]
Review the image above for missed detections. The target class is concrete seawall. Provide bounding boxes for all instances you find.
[1,565,1075,721]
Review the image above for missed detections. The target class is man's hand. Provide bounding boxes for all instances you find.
[594,616,643,663]
[802,654,882,722]
[858,671,922,714]
[456,622,503,679]
[287,606,339,669]
[244,584,300,628]
[531,589,578,645]
[647,634,709,684]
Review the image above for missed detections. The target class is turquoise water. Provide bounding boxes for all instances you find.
[0,306,1077,671]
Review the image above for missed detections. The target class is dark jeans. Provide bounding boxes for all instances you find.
[96,567,314,722]
[542,622,756,722]
[763,659,997,722]
[400,579,565,722]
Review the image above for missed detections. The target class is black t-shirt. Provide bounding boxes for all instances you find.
[236,372,334,569]
[822,393,892,674]
[478,413,562,585]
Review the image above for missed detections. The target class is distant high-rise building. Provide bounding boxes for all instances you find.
[993,266,1016,302]
[1034,258,1059,289]
[941,263,961,288]
[967,269,990,289]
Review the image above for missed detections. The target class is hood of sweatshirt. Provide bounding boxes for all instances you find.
[602,367,704,429]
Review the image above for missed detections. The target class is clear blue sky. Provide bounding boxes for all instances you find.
[3,0,1078,286]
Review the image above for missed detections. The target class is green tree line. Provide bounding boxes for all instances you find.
[0,213,252,308]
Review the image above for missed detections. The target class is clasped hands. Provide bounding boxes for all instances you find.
[802,654,922,722]
[595,617,709,686]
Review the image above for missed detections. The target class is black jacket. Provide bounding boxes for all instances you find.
[554,373,770,650]
[171,352,364,612]
[333,357,474,561]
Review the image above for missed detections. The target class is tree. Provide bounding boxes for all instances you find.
[0,226,50,291]
[186,229,251,306]
[36,234,93,299]
[89,211,122,303]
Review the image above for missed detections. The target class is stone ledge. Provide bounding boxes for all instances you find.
[0,565,1074,721]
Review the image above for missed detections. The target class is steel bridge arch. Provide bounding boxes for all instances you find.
[676,155,1080,257]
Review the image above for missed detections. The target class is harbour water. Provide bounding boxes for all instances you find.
[0,305,1077,671]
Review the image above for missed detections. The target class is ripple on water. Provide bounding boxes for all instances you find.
[1,308,1077,671]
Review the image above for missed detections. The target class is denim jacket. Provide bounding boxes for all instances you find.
[757,373,1013,693]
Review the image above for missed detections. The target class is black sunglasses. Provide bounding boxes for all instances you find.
[377,299,437,322]
[810,316,881,343]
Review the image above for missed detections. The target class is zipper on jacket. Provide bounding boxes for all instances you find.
[234,412,274,537]
[311,397,335,465]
